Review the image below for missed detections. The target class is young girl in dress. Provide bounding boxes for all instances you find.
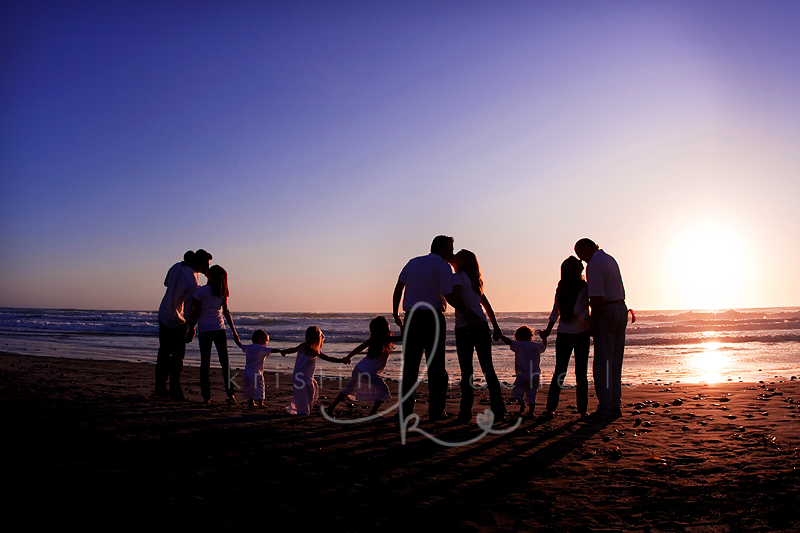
[327,316,402,417]
[282,326,347,415]
[241,329,283,408]
[187,264,241,405]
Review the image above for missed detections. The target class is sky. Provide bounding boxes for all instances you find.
[1,1,799,313]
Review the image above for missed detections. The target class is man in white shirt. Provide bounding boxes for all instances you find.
[155,249,212,400]
[392,236,467,421]
[574,238,627,418]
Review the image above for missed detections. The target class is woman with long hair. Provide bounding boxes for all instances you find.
[451,249,506,423]
[187,264,241,405]
[540,256,590,418]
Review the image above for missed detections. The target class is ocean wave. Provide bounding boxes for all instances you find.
[483,313,548,322]
[0,320,157,335]
[1,307,799,348]
[232,316,296,327]
[625,334,800,346]
[628,319,800,335]
[639,309,800,322]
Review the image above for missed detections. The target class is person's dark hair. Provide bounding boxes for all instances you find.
[194,249,213,263]
[366,316,393,359]
[557,256,586,322]
[252,329,269,344]
[208,265,229,298]
[430,235,454,255]
[514,326,534,342]
[574,238,598,252]
[182,250,195,265]
[455,249,483,295]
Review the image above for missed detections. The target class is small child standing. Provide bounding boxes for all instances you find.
[498,326,547,418]
[283,326,348,415]
[328,316,402,417]
[241,329,283,408]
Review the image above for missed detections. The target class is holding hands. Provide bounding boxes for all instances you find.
[540,320,554,342]
[392,313,404,333]
[185,326,196,344]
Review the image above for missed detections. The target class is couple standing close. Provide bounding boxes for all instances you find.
[393,236,628,422]
[155,249,241,404]
[393,235,505,423]
[542,238,629,419]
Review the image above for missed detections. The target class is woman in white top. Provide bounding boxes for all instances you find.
[452,249,505,423]
[187,265,241,404]
[540,256,590,417]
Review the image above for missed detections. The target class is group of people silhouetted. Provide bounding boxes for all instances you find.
[155,236,631,422]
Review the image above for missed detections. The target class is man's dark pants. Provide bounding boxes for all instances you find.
[156,321,189,398]
[593,303,628,415]
[401,309,448,418]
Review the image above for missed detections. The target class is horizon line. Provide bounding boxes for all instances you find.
[1,305,799,314]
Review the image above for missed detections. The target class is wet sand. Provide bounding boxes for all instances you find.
[2,351,799,532]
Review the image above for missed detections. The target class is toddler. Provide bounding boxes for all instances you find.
[241,329,283,407]
[499,326,547,418]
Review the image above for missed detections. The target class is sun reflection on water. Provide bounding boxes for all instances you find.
[691,341,729,382]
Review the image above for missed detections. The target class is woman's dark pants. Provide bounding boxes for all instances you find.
[455,322,506,419]
[199,329,233,401]
[545,331,590,414]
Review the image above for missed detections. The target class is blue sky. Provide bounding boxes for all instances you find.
[2,1,799,312]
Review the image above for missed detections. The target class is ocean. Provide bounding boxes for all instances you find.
[1,307,799,386]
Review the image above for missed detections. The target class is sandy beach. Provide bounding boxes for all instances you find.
[3,351,799,532]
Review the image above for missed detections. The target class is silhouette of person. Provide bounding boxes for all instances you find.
[541,256,590,418]
[186,264,241,405]
[392,235,472,421]
[155,249,211,400]
[574,239,627,418]
[451,249,506,423]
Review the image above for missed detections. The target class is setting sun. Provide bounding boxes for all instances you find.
[667,220,753,310]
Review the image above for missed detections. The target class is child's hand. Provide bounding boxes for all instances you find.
[493,328,502,341]
[280,350,286,357]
